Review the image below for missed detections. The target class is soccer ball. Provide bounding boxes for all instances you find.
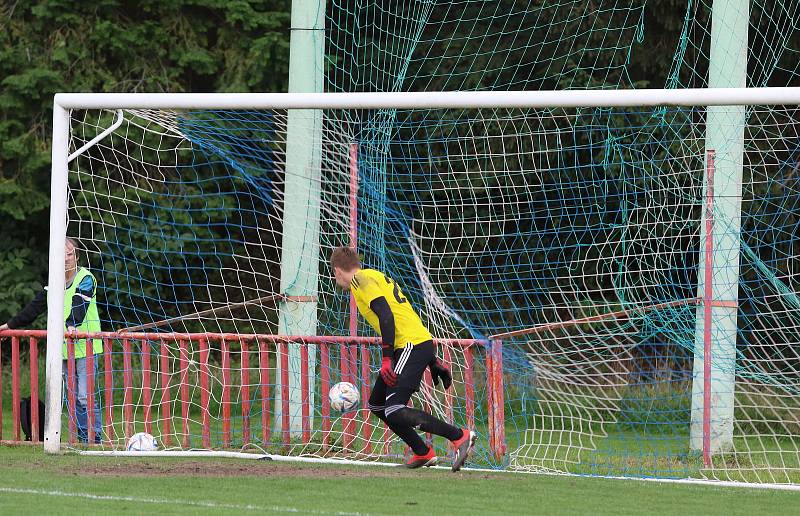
[329,381,360,412]
[126,432,158,451]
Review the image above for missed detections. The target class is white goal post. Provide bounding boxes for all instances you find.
[45,88,800,487]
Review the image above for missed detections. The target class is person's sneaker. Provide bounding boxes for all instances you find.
[450,429,477,472]
[403,446,438,468]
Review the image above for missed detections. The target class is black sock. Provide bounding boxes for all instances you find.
[389,421,430,456]
[385,407,463,454]
[403,408,463,441]
[374,408,429,455]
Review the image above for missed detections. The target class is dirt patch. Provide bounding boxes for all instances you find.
[58,459,499,479]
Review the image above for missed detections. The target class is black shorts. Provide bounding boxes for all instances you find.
[368,340,434,417]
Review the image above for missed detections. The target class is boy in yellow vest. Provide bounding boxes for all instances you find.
[331,247,476,471]
[1,238,102,443]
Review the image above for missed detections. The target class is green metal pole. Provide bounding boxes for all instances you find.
[690,0,748,461]
[277,0,325,436]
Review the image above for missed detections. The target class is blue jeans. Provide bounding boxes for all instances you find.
[62,357,102,443]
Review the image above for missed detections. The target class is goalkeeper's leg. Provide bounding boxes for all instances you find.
[378,341,476,470]
[368,375,436,464]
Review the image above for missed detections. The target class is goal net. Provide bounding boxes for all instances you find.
[50,91,800,486]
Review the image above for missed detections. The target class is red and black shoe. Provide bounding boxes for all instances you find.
[450,429,477,472]
[403,446,438,468]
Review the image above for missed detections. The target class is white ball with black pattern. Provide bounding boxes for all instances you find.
[329,381,360,412]
[126,432,158,451]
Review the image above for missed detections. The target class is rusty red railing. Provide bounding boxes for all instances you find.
[0,329,505,458]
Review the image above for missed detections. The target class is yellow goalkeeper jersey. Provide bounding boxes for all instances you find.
[350,268,432,349]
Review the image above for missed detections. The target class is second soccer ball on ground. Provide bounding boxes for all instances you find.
[126,432,158,451]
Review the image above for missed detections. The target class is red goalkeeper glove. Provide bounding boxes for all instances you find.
[380,357,397,386]
[429,358,452,390]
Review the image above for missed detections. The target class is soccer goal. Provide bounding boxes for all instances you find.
[45,88,800,486]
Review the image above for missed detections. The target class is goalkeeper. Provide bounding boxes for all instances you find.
[330,247,476,471]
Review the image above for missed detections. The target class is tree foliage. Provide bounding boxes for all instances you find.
[0,0,704,328]
[0,0,290,324]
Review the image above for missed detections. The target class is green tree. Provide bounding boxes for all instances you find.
[0,0,290,325]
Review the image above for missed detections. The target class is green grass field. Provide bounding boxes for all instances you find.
[0,446,798,515]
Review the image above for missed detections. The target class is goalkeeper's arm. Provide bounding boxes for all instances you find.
[369,297,395,358]
[370,297,397,385]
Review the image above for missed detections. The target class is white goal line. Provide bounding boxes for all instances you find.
[0,486,367,515]
[76,451,800,491]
